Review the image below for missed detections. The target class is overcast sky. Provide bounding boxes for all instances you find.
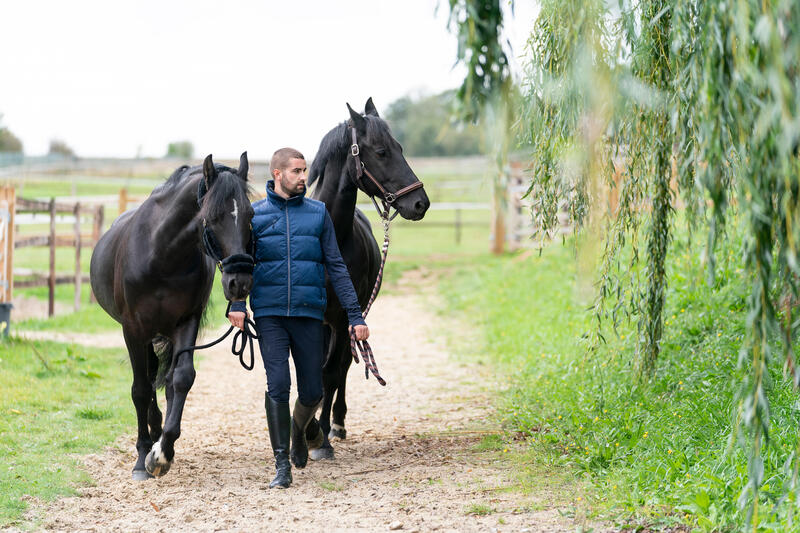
[0,1,537,160]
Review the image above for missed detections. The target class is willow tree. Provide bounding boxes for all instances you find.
[448,0,514,254]
[449,0,800,519]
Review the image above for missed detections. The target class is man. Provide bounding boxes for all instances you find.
[228,147,369,489]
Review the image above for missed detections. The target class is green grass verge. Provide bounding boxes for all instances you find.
[0,337,134,526]
[439,232,800,531]
[9,179,157,200]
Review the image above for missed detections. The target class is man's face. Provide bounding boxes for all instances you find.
[275,158,307,197]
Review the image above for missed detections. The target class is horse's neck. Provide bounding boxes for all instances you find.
[316,163,358,242]
[149,175,203,264]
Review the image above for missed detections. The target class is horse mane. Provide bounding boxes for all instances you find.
[308,115,395,189]
[152,162,251,220]
[198,165,253,221]
[308,122,349,189]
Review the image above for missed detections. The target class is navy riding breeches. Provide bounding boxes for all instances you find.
[254,316,324,406]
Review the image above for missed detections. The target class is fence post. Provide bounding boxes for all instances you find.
[89,205,103,304]
[93,205,104,243]
[0,187,14,304]
[491,187,506,254]
[48,197,56,317]
[119,187,128,215]
[74,202,81,312]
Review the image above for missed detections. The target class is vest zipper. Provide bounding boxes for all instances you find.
[285,205,291,315]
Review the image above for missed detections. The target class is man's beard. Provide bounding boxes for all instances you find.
[288,183,305,197]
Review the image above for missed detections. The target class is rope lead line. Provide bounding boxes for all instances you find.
[173,302,259,371]
[350,208,391,386]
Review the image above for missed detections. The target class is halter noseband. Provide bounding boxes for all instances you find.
[197,179,255,274]
[349,125,425,220]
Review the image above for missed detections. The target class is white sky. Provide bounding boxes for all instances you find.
[0,0,537,160]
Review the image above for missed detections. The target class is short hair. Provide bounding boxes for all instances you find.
[270,147,305,175]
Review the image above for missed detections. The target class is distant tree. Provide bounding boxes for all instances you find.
[48,138,75,157]
[166,141,194,159]
[384,91,483,157]
[0,114,23,153]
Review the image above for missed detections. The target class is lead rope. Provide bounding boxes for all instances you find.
[173,302,260,371]
[349,210,390,386]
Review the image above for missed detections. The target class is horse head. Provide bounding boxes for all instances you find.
[199,152,255,301]
[346,98,430,221]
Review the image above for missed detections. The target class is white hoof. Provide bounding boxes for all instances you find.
[145,439,172,477]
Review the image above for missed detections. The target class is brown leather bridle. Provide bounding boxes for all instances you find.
[344,122,426,386]
[349,125,425,220]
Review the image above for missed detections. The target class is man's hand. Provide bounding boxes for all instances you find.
[228,311,247,330]
[352,324,369,341]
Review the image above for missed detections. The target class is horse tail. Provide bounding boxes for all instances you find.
[152,335,173,389]
[322,323,335,367]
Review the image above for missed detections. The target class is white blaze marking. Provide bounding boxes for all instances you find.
[231,199,239,228]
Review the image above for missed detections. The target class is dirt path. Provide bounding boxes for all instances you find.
[20,288,593,532]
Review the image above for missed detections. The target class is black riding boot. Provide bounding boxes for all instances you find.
[265,394,292,489]
[291,398,320,468]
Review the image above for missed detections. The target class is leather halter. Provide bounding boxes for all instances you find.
[197,179,255,274]
[349,125,424,220]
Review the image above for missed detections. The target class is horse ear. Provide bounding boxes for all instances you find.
[364,97,379,117]
[347,102,366,134]
[203,154,217,187]
[238,151,249,181]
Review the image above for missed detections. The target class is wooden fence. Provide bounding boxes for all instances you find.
[0,188,14,303]
[12,192,104,316]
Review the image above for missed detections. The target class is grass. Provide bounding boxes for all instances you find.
[0,337,135,526]
[438,225,800,531]
[8,178,157,200]
[318,480,345,492]
[465,503,495,515]
[473,434,506,451]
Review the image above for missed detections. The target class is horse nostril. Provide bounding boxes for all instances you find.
[415,200,427,212]
[241,278,253,295]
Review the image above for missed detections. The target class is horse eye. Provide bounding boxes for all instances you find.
[376,148,386,157]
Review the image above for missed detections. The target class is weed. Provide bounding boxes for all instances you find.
[318,481,344,492]
[465,503,494,516]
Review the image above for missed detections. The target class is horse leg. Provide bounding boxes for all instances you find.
[123,329,155,481]
[330,376,349,440]
[330,335,352,440]
[145,319,199,477]
[309,348,338,461]
[147,343,163,443]
[304,323,331,450]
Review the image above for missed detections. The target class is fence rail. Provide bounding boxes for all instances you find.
[11,192,104,315]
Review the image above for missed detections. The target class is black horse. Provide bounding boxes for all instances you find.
[90,153,254,480]
[306,98,430,460]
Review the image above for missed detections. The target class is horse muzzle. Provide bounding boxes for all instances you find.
[396,189,430,221]
[222,270,253,301]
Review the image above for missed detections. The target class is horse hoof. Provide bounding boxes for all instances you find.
[144,441,172,477]
[132,469,154,481]
[329,426,347,440]
[309,446,334,461]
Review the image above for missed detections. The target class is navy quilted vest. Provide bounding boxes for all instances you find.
[249,181,328,320]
